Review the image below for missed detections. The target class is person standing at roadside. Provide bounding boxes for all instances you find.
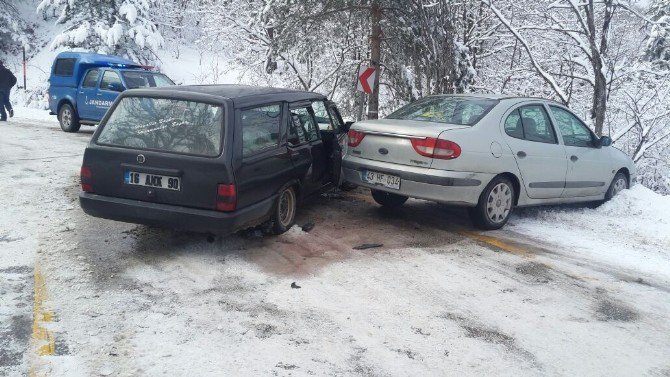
[0,59,17,121]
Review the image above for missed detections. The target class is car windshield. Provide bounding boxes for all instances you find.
[121,71,175,89]
[96,97,224,157]
[386,96,498,126]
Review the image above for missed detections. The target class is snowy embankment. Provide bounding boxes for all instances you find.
[511,185,670,282]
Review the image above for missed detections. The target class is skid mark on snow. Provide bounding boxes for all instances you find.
[595,299,639,322]
[515,261,554,284]
[441,312,539,368]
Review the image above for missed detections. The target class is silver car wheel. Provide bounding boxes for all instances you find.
[61,108,72,127]
[612,177,627,197]
[486,183,512,224]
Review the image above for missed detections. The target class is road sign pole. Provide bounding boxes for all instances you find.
[22,46,27,90]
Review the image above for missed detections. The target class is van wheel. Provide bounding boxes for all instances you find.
[371,189,408,208]
[469,176,515,230]
[272,186,297,235]
[59,104,81,133]
[605,172,628,201]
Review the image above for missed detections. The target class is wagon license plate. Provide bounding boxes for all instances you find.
[124,171,181,191]
[362,170,401,190]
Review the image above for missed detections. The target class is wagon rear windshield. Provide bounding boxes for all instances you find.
[387,97,498,126]
[96,97,224,157]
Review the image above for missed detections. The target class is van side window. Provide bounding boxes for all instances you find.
[100,71,122,90]
[82,70,100,88]
[241,104,281,156]
[289,107,319,145]
[54,58,76,76]
[327,105,344,132]
[312,101,335,131]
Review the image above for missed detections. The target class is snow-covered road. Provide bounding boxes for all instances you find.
[1,112,669,376]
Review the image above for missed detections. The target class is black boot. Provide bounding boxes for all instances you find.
[9,109,13,118]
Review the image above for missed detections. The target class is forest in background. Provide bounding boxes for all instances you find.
[1,0,669,192]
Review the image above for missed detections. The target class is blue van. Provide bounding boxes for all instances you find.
[48,52,175,132]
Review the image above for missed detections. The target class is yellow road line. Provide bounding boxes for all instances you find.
[30,266,55,377]
[459,229,530,255]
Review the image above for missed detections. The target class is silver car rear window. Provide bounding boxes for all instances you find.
[387,97,498,126]
[96,97,224,157]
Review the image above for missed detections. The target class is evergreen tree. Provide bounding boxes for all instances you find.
[37,0,164,63]
[646,0,670,69]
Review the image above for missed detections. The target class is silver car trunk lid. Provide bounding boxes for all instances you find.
[349,119,468,167]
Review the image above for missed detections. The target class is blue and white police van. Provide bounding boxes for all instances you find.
[48,52,175,132]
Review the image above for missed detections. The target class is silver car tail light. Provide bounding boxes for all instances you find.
[410,138,461,160]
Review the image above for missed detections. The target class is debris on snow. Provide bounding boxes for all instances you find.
[300,222,315,233]
[353,243,383,250]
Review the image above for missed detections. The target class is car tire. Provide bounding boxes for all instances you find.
[371,189,408,208]
[470,176,515,230]
[604,171,628,201]
[271,186,297,235]
[58,103,81,133]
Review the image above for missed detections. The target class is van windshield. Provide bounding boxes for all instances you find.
[96,97,224,157]
[121,71,175,89]
[386,96,498,126]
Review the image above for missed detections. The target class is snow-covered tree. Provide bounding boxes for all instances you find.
[484,0,647,136]
[0,0,34,56]
[37,0,164,64]
[645,0,670,69]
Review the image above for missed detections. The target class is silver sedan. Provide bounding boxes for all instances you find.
[342,95,635,230]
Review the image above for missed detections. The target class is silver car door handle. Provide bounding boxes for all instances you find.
[517,151,527,158]
[571,155,578,162]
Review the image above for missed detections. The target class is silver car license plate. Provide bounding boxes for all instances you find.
[124,171,181,191]
[362,170,401,190]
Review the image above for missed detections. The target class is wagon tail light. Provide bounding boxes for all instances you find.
[411,138,461,160]
[216,184,236,212]
[80,166,93,193]
[348,130,366,147]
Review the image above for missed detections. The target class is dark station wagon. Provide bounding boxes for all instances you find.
[79,85,349,234]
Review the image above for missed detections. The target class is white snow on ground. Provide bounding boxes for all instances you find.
[510,185,670,283]
[0,116,89,377]
[2,115,669,377]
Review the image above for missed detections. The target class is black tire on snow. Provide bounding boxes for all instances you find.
[271,186,297,235]
[58,103,81,133]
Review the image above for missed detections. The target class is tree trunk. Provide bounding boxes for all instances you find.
[367,0,382,120]
[592,68,607,136]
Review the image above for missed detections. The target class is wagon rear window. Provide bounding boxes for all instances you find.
[97,97,224,157]
[387,97,498,126]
